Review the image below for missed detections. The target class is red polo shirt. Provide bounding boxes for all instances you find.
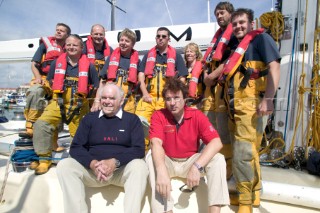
[149,106,220,158]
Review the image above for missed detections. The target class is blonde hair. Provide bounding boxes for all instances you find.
[119,28,137,45]
[184,42,203,62]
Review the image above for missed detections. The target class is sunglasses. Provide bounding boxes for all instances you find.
[156,34,168,39]
[179,184,198,193]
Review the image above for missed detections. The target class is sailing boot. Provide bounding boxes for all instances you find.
[29,161,40,170]
[20,107,44,139]
[35,153,52,175]
[230,193,239,206]
[230,191,260,208]
[237,205,253,213]
[252,191,260,207]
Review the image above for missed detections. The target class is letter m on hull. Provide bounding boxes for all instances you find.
[169,27,192,42]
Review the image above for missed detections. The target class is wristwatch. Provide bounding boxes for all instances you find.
[114,159,121,168]
[193,162,205,173]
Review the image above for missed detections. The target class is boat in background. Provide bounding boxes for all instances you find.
[15,97,26,107]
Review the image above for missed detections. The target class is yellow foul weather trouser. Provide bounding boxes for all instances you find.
[33,86,89,155]
[202,83,233,179]
[24,76,52,135]
[116,76,136,114]
[225,71,268,205]
[135,69,166,151]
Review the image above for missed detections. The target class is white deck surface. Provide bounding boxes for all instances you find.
[0,120,320,212]
[1,154,320,213]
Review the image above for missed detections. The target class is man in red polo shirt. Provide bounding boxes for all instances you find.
[146,78,229,213]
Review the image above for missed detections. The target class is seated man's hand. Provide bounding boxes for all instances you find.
[97,159,116,177]
[156,166,172,200]
[90,159,115,181]
[186,165,201,188]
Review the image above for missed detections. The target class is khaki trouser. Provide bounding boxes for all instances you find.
[146,152,229,213]
[225,71,268,205]
[56,158,149,213]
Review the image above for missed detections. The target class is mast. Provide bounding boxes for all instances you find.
[106,0,126,31]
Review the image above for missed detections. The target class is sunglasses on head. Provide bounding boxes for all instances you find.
[156,34,168,39]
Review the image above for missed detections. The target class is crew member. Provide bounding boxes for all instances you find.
[221,8,281,212]
[184,42,204,109]
[135,27,188,150]
[19,23,71,147]
[203,1,238,180]
[92,28,139,113]
[32,34,99,175]
[83,24,113,74]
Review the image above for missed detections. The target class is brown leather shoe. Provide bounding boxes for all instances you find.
[29,161,39,170]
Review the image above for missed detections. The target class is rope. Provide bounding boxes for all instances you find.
[0,146,19,204]
[259,0,320,164]
[306,28,320,153]
[0,145,67,205]
[259,11,285,42]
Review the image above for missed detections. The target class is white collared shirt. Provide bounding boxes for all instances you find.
[99,108,123,119]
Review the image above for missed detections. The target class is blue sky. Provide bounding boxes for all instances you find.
[0,0,273,87]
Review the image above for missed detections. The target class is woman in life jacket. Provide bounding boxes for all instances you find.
[184,42,204,109]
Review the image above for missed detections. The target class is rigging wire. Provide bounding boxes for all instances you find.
[163,0,173,25]
[0,0,4,8]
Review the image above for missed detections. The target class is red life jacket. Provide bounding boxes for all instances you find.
[52,53,91,96]
[85,35,111,63]
[107,47,139,84]
[188,61,203,98]
[41,36,64,73]
[144,45,176,78]
[202,24,233,64]
[221,29,265,81]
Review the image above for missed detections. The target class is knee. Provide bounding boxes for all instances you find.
[34,120,54,133]
[215,153,227,168]
[56,158,75,176]
[233,141,253,163]
[207,153,226,170]
[126,159,149,177]
[28,85,45,97]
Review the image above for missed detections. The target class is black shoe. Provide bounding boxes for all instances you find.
[19,132,33,139]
